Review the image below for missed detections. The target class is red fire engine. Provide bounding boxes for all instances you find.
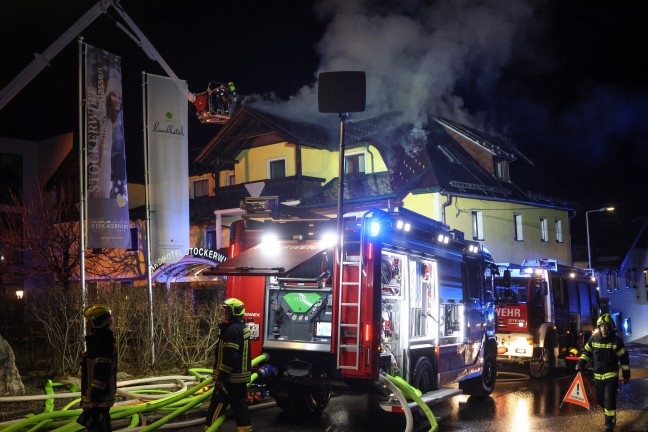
[214,206,499,414]
[494,259,608,378]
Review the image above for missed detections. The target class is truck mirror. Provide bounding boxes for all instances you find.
[503,269,511,288]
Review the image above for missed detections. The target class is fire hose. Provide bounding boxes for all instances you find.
[380,373,438,432]
[0,353,268,432]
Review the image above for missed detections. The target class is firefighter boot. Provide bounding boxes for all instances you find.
[604,414,615,431]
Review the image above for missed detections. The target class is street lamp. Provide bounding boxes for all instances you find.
[586,206,615,270]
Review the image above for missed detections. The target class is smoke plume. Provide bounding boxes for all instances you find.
[251,0,536,129]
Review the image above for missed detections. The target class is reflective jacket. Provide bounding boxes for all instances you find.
[578,331,630,381]
[81,327,117,408]
[212,318,251,384]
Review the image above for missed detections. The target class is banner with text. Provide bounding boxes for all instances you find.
[146,73,189,266]
[85,44,131,249]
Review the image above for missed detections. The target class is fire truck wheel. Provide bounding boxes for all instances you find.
[274,386,331,415]
[480,355,497,396]
[411,357,436,393]
[529,346,555,378]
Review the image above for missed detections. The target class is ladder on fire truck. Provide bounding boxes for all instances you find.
[336,237,363,371]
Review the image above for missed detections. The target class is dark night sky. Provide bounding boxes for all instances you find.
[2,0,647,228]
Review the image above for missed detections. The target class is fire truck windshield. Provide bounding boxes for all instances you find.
[494,279,528,304]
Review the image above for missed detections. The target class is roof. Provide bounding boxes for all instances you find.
[195,106,574,213]
[196,105,334,164]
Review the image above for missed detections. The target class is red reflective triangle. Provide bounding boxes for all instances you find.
[562,372,590,410]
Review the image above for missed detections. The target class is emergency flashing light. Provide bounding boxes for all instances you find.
[569,272,575,278]
[370,221,381,236]
[404,222,411,232]
[396,220,404,229]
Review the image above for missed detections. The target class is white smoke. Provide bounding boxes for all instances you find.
[251,0,536,129]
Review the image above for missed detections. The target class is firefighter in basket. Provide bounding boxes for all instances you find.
[205,298,253,432]
[576,313,630,432]
[77,304,117,432]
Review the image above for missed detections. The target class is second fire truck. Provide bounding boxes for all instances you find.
[214,206,499,414]
[494,259,608,378]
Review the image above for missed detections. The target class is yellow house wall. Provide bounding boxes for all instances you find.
[227,143,389,185]
[303,147,338,181]
[235,143,296,183]
[403,192,571,265]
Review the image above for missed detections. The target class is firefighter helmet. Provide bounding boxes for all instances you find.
[222,298,245,317]
[597,313,614,328]
[83,304,113,329]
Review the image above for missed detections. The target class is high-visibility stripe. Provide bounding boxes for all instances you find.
[591,342,616,349]
[594,371,618,380]
[604,408,616,416]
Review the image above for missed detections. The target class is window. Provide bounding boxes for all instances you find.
[555,219,563,243]
[226,173,235,186]
[193,179,209,197]
[344,153,365,175]
[495,159,510,181]
[0,153,23,204]
[471,211,484,241]
[540,218,548,242]
[625,269,636,289]
[268,158,286,179]
[205,229,216,250]
[514,214,524,241]
[624,318,632,336]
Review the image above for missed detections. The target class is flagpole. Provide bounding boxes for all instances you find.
[78,38,87,341]
[142,71,155,366]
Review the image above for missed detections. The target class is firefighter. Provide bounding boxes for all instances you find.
[77,304,117,432]
[205,298,252,432]
[576,313,630,431]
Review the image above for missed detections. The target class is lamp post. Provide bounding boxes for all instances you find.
[586,207,615,270]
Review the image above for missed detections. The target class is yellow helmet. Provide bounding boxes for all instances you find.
[222,298,245,317]
[597,313,614,328]
[84,304,112,328]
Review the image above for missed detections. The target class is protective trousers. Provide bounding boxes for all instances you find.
[205,382,251,431]
[76,407,112,432]
[595,377,618,431]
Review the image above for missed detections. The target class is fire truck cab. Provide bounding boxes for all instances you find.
[216,206,499,414]
[494,259,606,378]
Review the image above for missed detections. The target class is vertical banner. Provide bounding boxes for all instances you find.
[85,44,131,248]
[145,73,189,266]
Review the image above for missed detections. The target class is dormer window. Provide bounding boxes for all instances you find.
[345,153,366,175]
[495,159,510,181]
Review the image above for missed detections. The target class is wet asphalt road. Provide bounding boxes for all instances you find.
[187,348,648,432]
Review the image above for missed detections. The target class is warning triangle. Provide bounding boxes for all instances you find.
[561,372,590,410]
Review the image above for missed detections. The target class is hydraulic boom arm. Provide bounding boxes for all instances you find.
[0,0,190,111]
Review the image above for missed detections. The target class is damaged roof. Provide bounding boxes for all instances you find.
[198,105,573,212]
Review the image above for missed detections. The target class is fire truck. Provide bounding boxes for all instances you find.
[214,206,499,414]
[494,259,608,378]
